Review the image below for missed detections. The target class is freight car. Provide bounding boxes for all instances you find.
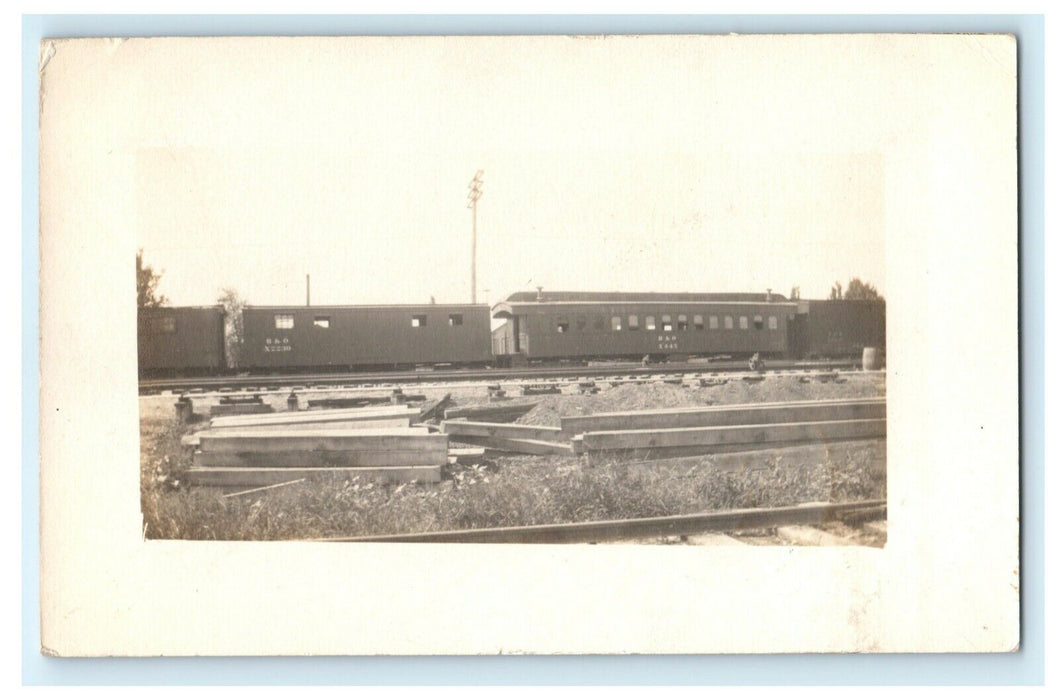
[490,291,797,364]
[137,306,227,377]
[788,299,886,359]
[240,304,493,371]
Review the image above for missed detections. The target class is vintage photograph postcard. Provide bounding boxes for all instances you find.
[39,34,1018,655]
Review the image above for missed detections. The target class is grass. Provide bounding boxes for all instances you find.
[141,413,885,541]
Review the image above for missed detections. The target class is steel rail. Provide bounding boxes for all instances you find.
[319,499,886,544]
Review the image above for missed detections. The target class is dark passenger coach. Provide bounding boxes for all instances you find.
[491,291,796,364]
[241,304,493,371]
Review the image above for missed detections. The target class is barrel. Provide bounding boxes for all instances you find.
[862,347,881,371]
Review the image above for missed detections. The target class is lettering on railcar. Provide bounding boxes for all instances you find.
[657,334,678,350]
[264,337,292,352]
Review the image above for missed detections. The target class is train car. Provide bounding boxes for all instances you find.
[490,291,796,364]
[789,299,886,359]
[137,306,227,377]
[241,304,493,371]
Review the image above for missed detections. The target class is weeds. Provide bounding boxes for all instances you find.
[140,385,886,540]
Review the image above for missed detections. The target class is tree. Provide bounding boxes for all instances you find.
[136,249,168,308]
[844,278,883,301]
[829,281,843,300]
[789,286,801,301]
[217,287,248,370]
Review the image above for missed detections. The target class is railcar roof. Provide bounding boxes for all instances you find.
[492,299,797,318]
[503,291,787,303]
[245,304,490,311]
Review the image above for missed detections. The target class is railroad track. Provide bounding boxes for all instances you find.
[139,359,865,396]
[319,499,885,544]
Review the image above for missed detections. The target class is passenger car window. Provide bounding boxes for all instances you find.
[628,315,639,331]
[645,316,656,331]
[740,316,749,330]
[662,315,673,332]
[611,316,622,331]
[693,315,704,331]
[710,316,719,330]
[753,315,763,330]
[411,314,427,328]
[313,316,330,329]
[275,314,294,330]
[449,314,463,326]
[677,314,688,331]
[769,316,778,330]
[557,320,570,333]
[724,316,733,330]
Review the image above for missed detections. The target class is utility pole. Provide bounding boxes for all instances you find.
[306,274,310,306]
[467,170,484,304]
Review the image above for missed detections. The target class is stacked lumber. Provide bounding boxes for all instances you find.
[576,419,886,458]
[561,397,885,435]
[569,399,886,458]
[435,399,886,459]
[185,428,446,486]
[181,405,448,487]
[440,420,572,456]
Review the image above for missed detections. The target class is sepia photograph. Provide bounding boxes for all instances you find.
[39,33,1018,656]
[131,36,887,545]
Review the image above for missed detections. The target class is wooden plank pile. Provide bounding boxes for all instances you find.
[440,420,572,456]
[568,398,886,458]
[560,397,885,434]
[439,398,885,459]
[181,406,448,487]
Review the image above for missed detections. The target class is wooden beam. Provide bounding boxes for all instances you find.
[442,435,574,456]
[183,425,429,448]
[194,448,448,467]
[443,402,538,423]
[440,420,565,443]
[418,393,452,422]
[210,406,419,429]
[561,398,885,435]
[210,418,415,433]
[447,447,486,464]
[186,465,441,487]
[581,418,886,454]
[194,430,447,467]
[198,425,438,446]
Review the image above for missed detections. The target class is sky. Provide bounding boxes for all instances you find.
[132,35,888,308]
